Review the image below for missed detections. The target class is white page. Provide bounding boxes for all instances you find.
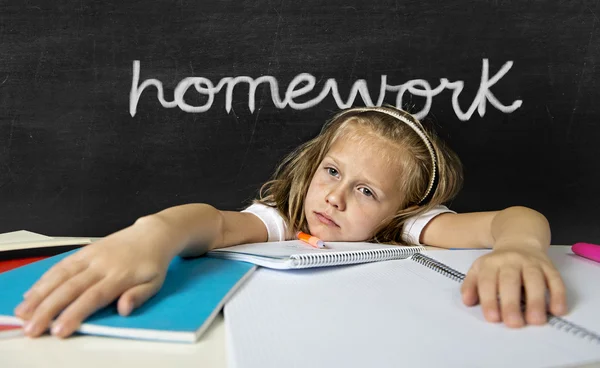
[422,246,600,338]
[0,230,94,252]
[225,248,600,368]
[0,230,51,244]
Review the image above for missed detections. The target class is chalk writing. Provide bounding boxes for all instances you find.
[130,59,522,121]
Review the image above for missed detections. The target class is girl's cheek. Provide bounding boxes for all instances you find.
[350,207,371,227]
[309,172,324,186]
[354,204,381,232]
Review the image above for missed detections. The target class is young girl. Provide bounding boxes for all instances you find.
[15,106,567,338]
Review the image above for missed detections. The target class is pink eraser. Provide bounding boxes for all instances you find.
[572,242,600,263]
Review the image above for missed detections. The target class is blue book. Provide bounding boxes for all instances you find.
[0,250,256,343]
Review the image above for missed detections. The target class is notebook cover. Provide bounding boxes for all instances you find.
[0,250,256,343]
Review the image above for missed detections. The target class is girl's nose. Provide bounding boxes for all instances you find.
[326,187,346,211]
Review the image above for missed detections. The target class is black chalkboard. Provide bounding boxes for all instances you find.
[1,1,599,244]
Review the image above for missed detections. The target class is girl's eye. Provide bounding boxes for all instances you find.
[327,167,339,177]
[359,187,374,197]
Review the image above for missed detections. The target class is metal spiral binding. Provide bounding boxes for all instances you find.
[410,253,465,282]
[548,315,600,344]
[290,246,425,269]
[411,253,600,344]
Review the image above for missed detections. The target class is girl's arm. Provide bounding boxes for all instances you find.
[419,206,567,328]
[15,204,267,338]
[144,203,268,258]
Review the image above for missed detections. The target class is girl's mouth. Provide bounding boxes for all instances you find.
[315,212,339,227]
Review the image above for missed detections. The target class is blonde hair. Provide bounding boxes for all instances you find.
[256,106,464,245]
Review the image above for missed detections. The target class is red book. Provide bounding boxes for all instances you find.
[0,256,48,274]
[0,324,22,339]
[0,256,47,338]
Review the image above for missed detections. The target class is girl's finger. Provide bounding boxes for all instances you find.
[477,266,500,323]
[117,281,163,316]
[542,264,568,316]
[50,277,134,338]
[15,258,87,320]
[23,270,103,337]
[461,268,479,306]
[498,267,524,328]
[522,266,547,325]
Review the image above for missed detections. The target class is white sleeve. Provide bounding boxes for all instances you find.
[401,205,455,245]
[241,203,290,242]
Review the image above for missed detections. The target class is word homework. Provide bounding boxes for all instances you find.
[130,59,522,121]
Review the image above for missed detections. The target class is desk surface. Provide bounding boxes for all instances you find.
[1,245,600,368]
[0,313,227,368]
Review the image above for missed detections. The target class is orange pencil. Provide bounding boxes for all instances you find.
[296,231,325,249]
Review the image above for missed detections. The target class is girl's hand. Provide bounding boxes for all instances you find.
[460,246,567,327]
[14,219,175,338]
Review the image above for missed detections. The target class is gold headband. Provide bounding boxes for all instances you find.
[331,106,438,205]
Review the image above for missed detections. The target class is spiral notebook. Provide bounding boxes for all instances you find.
[207,240,424,269]
[225,247,600,368]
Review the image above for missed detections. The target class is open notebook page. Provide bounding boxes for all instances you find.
[421,247,600,341]
[224,248,600,368]
[0,230,93,256]
[0,231,51,244]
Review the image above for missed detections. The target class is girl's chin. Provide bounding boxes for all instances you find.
[308,222,355,242]
[308,229,342,242]
[309,227,367,242]
[307,228,331,241]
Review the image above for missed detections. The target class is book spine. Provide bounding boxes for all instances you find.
[290,246,425,269]
[410,253,600,345]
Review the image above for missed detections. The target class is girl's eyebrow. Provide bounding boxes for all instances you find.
[323,155,339,165]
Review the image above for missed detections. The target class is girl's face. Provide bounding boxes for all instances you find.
[304,130,405,241]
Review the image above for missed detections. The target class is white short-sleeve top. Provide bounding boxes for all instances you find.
[242,202,454,246]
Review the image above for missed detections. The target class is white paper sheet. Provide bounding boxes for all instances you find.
[225,247,600,368]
